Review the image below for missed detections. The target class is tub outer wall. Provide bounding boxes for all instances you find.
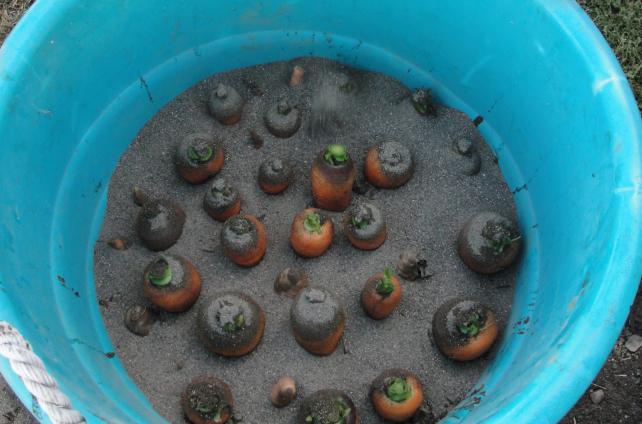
[0,0,641,423]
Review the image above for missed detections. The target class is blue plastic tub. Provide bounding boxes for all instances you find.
[1,1,641,423]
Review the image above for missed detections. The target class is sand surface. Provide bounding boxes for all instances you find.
[94,57,518,423]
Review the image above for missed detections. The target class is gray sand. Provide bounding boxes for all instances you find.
[94,57,517,423]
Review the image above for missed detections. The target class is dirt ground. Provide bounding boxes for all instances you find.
[1,1,641,423]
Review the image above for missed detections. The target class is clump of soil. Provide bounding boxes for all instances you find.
[94,57,518,423]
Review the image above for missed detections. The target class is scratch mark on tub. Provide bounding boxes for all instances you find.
[56,275,80,298]
[511,154,549,195]
[461,55,492,86]
[614,185,640,194]
[512,183,528,194]
[69,338,110,356]
[513,316,531,335]
[592,75,622,95]
[139,76,154,103]
[351,39,363,50]
[568,274,590,311]
[94,181,103,193]
[487,95,504,114]
[32,104,52,116]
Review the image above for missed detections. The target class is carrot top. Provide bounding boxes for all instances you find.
[304,212,323,234]
[147,258,172,287]
[187,145,213,163]
[386,377,412,403]
[376,268,395,296]
[323,144,348,165]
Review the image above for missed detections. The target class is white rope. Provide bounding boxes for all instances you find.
[0,321,86,424]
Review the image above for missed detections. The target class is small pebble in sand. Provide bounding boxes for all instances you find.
[270,376,297,407]
[107,237,130,251]
[396,249,431,281]
[132,186,151,206]
[411,88,437,116]
[625,334,642,353]
[208,83,244,125]
[590,389,605,405]
[289,65,305,87]
[274,267,309,297]
[248,128,264,149]
[452,137,482,176]
[124,305,157,337]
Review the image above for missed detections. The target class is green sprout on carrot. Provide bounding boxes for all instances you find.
[223,313,245,334]
[187,144,213,163]
[376,267,395,296]
[457,312,485,337]
[304,212,323,234]
[324,144,348,165]
[147,258,172,287]
[386,378,412,403]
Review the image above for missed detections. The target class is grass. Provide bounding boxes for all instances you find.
[578,0,642,111]
[0,0,33,43]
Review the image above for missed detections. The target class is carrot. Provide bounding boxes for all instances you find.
[208,83,243,125]
[203,177,241,222]
[364,142,414,189]
[344,202,387,250]
[370,370,424,422]
[289,208,334,258]
[258,158,292,194]
[143,255,201,313]
[221,215,267,267]
[298,390,359,424]
[361,268,402,319]
[197,291,266,357]
[432,298,499,361]
[291,287,346,356]
[311,144,356,211]
[181,376,234,424]
[458,211,522,274]
[175,133,225,184]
